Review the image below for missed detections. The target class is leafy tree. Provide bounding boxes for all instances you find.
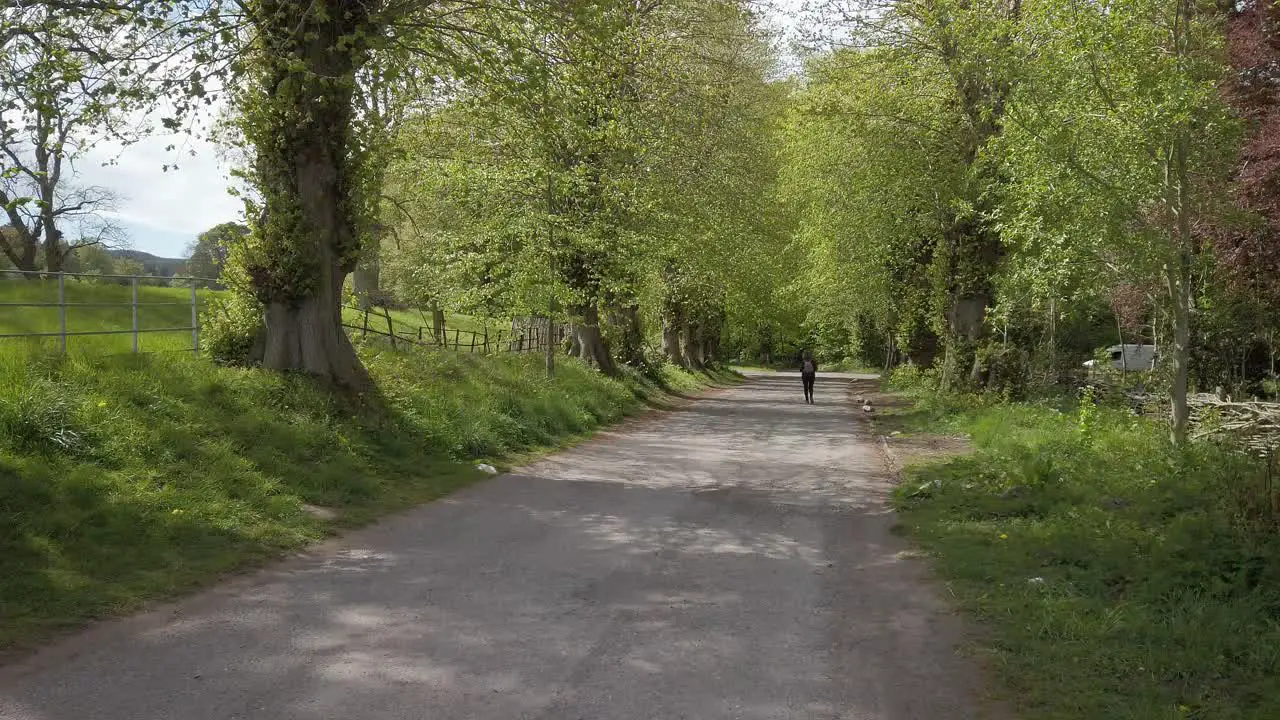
[0,4,147,273]
[780,46,965,369]
[186,221,247,286]
[69,243,117,277]
[379,1,787,373]
[216,0,553,388]
[1220,0,1280,384]
[1,0,224,276]
[1000,0,1239,440]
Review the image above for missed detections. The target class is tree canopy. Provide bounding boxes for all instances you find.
[7,0,1278,436]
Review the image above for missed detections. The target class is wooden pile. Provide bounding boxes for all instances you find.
[1189,393,1280,458]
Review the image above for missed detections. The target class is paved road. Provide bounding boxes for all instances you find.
[0,373,992,720]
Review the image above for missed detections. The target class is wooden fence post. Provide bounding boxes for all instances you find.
[384,307,396,349]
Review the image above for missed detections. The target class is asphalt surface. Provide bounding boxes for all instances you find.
[0,372,992,720]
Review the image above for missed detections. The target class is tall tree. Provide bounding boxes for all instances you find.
[219,0,539,388]
[186,221,247,285]
[0,3,152,273]
[1000,0,1239,440]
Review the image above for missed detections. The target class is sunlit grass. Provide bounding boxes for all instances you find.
[0,278,213,355]
[892,390,1280,719]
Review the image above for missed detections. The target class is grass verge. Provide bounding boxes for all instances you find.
[0,346,732,652]
[887,386,1280,719]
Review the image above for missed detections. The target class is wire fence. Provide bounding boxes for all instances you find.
[343,304,565,354]
[0,267,565,357]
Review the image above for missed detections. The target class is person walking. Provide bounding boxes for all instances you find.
[801,352,818,404]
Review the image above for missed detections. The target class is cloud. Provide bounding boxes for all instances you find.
[76,116,242,240]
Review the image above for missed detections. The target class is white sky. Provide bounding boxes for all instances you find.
[79,0,813,259]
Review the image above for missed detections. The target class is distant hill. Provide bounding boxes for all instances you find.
[109,249,187,277]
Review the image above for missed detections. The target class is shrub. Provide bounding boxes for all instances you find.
[201,292,264,365]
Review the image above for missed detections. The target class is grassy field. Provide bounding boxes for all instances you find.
[883,380,1280,719]
[0,278,212,355]
[339,305,507,344]
[0,278,510,356]
[0,332,736,652]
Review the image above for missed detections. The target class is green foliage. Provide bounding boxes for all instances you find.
[380,2,790,368]
[1077,387,1098,442]
[895,398,1280,718]
[68,245,119,277]
[779,46,963,366]
[186,222,247,285]
[0,3,177,272]
[200,292,264,365]
[780,0,1264,427]
[887,364,940,394]
[0,346,706,649]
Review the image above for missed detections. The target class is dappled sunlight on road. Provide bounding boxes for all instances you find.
[0,374,987,720]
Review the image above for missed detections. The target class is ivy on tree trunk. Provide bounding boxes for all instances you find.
[237,0,373,391]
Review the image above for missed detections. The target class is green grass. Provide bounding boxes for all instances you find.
[0,278,507,356]
[891,388,1280,719]
[0,278,216,355]
[339,305,508,345]
[0,344,731,651]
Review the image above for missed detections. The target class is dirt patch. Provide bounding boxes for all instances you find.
[302,503,339,521]
[846,379,973,477]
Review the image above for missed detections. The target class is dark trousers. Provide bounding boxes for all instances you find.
[802,373,815,403]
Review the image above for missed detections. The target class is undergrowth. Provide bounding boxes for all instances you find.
[889,372,1280,719]
[0,347,724,650]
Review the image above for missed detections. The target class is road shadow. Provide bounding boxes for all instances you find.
[0,373,995,720]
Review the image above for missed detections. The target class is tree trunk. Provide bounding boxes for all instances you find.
[1167,258,1192,443]
[662,318,684,366]
[661,311,684,366]
[682,322,704,369]
[609,302,645,368]
[262,283,367,387]
[243,0,372,391]
[1166,132,1194,444]
[699,306,724,366]
[700,336,715,367]
[565,323,581,357]
[42,226,65,275]
[430,303,445,344]
[573,303,616,375]
[1,214,40,275]
[545,313,555,377]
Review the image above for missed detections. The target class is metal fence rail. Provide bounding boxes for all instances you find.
[0,268,214,353]
[1,268,563,357]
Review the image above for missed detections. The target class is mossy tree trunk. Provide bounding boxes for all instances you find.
[240,0,372,391]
